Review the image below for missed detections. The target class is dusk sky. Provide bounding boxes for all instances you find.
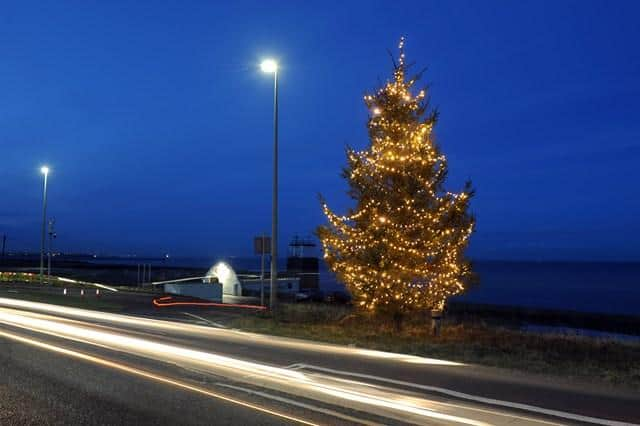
[1,0,639,261]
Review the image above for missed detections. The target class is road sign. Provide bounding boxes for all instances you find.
[254,236,271,255]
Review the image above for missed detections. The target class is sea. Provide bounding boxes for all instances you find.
[105,256,640,317]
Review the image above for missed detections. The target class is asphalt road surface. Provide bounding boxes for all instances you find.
[0,295,638,425]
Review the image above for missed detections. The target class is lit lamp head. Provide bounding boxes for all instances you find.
[40,166,50,176]
[260,59,278,73]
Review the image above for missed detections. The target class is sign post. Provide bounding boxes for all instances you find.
[254,235,271,306]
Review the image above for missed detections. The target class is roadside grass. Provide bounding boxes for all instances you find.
[0,291,125,312]
[230,303,640,390]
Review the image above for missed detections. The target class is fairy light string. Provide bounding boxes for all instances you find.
[318,38,475,313]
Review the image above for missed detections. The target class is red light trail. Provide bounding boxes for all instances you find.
[152,295,266,310]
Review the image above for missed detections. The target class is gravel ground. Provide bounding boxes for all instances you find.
[0,335,291,425]
[0,339,167,425]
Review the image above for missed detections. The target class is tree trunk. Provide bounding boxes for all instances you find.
[393,312,404,333]
[431,309,443,336]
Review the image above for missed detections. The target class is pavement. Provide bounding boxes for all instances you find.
[0,285,638,425]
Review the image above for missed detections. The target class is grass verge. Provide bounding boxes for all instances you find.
[229,303,640,390]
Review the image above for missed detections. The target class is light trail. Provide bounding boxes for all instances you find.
[289,364,567,426]
[0,300,624,425]
[0,328,317,425]
[0,297,463,366]
[152,295,266,310]
[0,298,632,425]
[0,307,494,425]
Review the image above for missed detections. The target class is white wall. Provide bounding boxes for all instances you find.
[164,283,222,302]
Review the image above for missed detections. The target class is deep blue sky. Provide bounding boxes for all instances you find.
[1,1,639,261]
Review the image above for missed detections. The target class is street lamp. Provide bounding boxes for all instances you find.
[260,58,279,309]
[260,59,278,73]
[39,166,50,284]
[48,218,56,285]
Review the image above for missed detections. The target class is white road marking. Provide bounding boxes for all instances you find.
[181,312,226,328]
[294,364,636,426]
[216,382,383,426]
[285,363,305,370]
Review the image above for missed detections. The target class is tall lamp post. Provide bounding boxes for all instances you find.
[39,166,50,285]
[260,58,279,309]
[47,218,56,284]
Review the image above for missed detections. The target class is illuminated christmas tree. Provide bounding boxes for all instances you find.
[318,38,475,323]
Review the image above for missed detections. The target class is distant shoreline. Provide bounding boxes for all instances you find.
[2,254,640,266]
[2,257,639,321]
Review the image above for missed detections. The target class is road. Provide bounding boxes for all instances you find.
[0,296,637,425]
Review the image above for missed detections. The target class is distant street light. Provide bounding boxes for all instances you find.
[260,58,279,309]
[39,166,50,285]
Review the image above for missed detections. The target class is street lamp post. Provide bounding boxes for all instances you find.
[47,218,56,284]
[39,166,50,285]
[261,59,279,310]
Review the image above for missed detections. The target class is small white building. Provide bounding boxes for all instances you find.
[163,282,223,302]
[205,261,299,297]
